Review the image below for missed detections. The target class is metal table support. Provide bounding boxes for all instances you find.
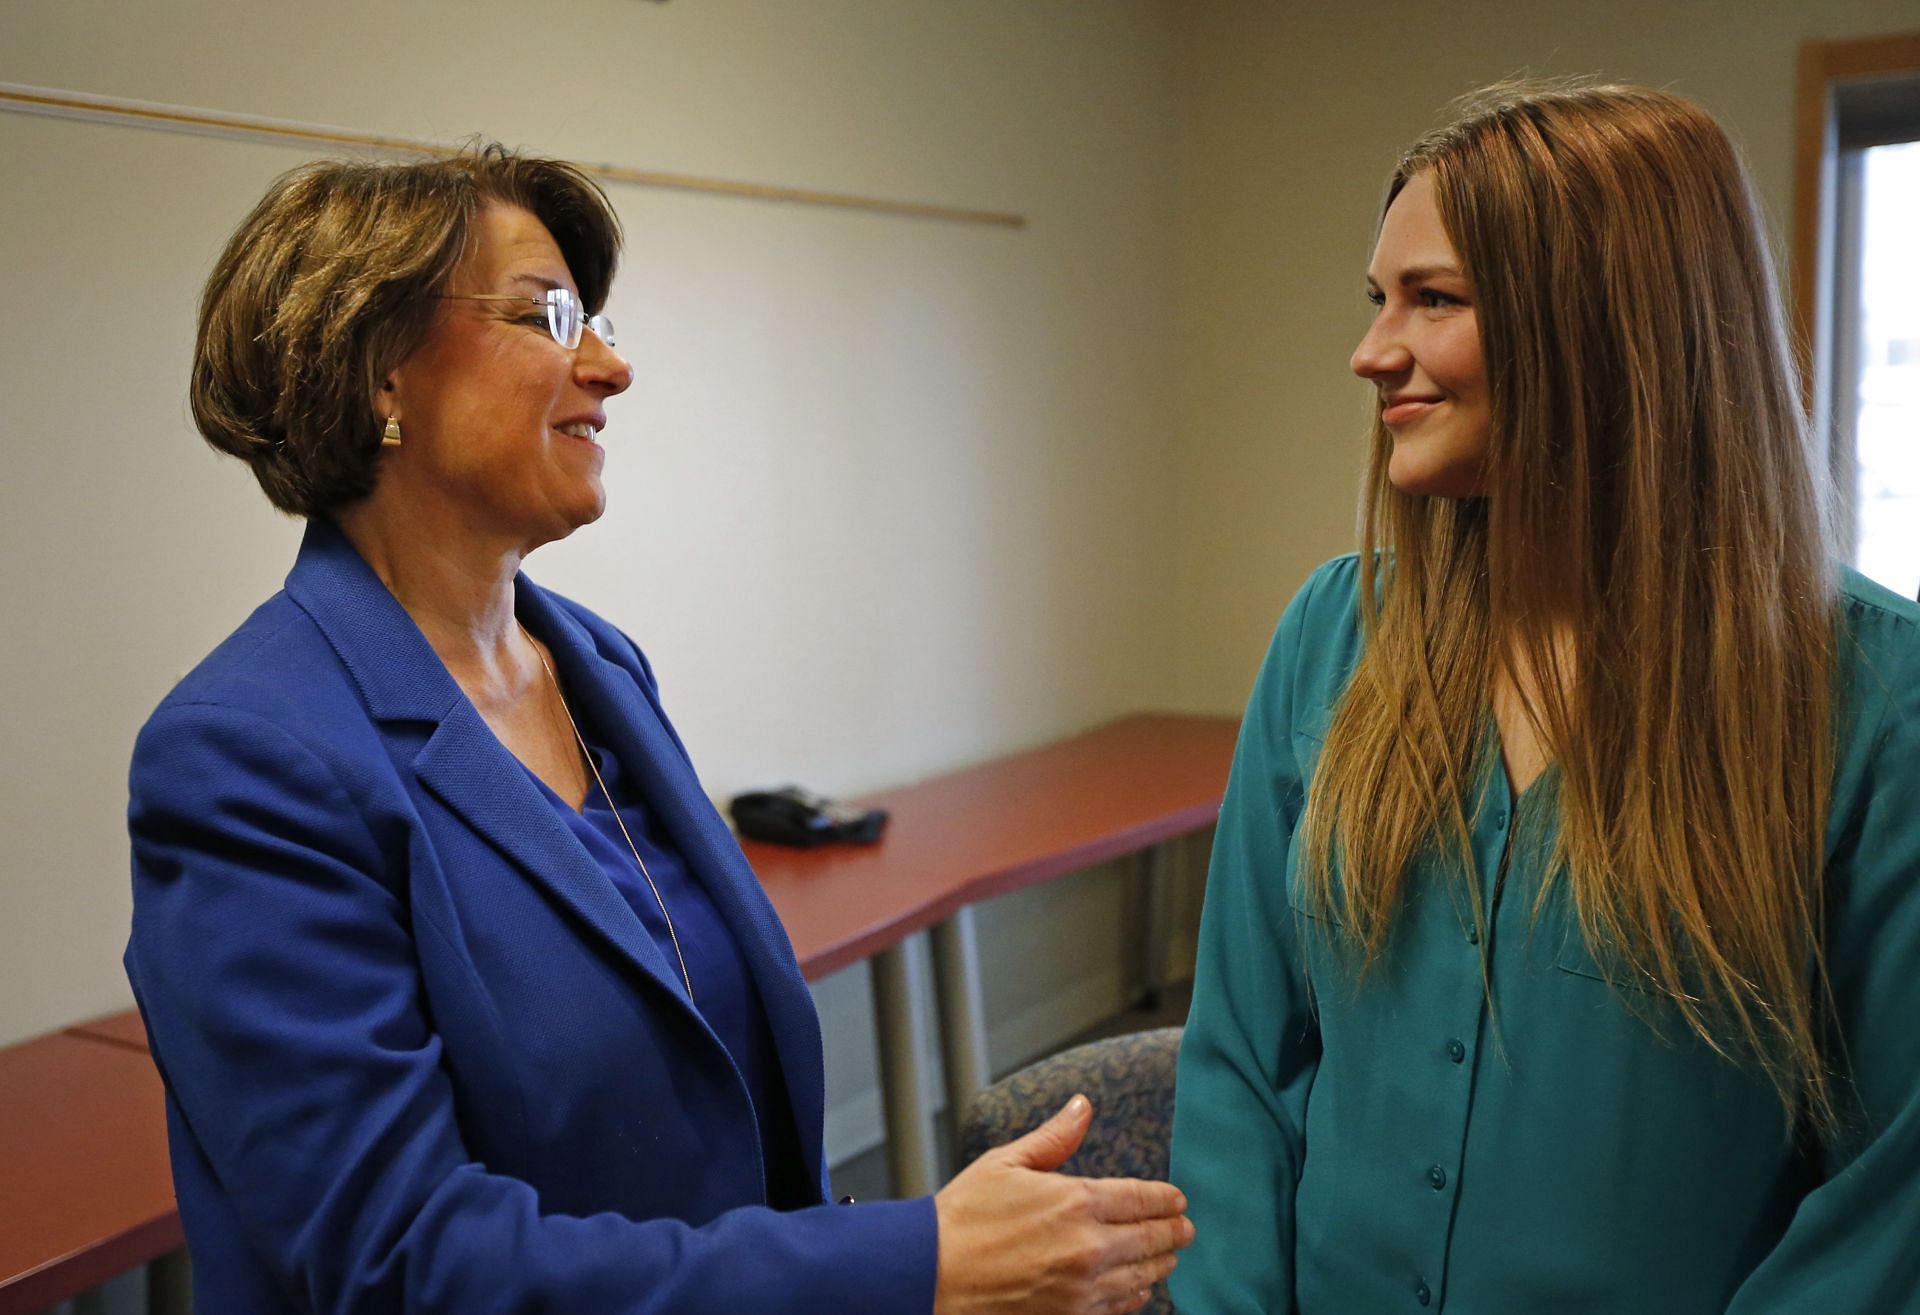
[149,1249,191,1315]
[1137,843,1175,1010]
[929,907,991,1135]
[869,939,938,1198]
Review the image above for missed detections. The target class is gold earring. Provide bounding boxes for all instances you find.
[381,416,403,448]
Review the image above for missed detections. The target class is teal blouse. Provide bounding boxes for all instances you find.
[1169,554,1920,1314]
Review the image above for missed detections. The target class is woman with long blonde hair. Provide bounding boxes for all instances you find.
[1169,83,1920,1313]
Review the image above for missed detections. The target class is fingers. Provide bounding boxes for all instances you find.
[1095,1251,1179,1314]
[1083,1173,1188,1225]
[997,1093,1094,1172]
[1099,1212,1196,1268]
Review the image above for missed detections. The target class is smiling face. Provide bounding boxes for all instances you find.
[1351,170,1490,499]
[379,201,634,552]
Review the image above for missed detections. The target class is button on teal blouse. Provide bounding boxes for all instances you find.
[1169,554,1920,1314]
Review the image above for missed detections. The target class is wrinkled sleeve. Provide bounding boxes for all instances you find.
[1168,571,1327,1314]
[1726,626,1920,1315]
[126,701,936,1315]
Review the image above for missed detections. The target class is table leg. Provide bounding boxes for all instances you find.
[1137,843,1174,1011]
[869,940,938,1198]
[929,908,990,1134]
[148,1248,192,1315]
[71,1267,143,1314]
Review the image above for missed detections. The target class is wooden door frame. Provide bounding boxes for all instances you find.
[1791,32,1920,406]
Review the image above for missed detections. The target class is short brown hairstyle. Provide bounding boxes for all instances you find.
[191,142,622,516]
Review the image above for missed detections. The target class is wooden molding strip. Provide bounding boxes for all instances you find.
[0,82,1026,230]
[1790,32,1920,408]
[1823,31,1920,80]
[1791,40,1832,407]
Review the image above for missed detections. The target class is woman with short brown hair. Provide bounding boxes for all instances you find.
[192,146,620,515]
[1171,84,1920,1313]
[129,143,1192,1314]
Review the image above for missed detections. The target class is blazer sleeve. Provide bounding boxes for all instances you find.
[1724,629,1920,1315]
[1167,568,1328,1314]
[126,700,937,1315]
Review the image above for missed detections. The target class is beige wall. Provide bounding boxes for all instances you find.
[1168,0,1920,713]
[0,0,1180,1163]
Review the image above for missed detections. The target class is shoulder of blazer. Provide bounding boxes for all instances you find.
[146,589,374,742]
[511,580,698,776]
[532,585,662,695]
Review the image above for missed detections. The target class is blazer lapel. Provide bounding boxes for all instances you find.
[519,582,829,1181]
[409,705,702,1016]
[283,520,706,1024]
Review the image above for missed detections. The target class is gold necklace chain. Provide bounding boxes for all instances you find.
[521,624,697,1003]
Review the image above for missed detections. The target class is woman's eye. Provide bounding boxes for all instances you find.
[1366,289,1385,307]
[1419,288,1462,309]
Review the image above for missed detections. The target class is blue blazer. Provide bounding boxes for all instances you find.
[126,520,936,1314]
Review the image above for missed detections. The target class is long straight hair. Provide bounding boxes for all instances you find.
[1298,83,1839,1130]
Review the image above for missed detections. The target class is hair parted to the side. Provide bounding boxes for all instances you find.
[1298,81,1842,1132]
[191,142,622,517]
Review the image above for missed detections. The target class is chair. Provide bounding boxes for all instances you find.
[957,1027,1183,1315]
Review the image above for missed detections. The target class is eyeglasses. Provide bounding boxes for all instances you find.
[438,287,616,349]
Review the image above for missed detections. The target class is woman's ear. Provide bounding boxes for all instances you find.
[373,371,404,418]
[372,374,404,446]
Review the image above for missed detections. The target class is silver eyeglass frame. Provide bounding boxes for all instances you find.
[438,287,615,349]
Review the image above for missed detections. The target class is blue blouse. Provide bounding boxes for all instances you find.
[524,734,808,1208]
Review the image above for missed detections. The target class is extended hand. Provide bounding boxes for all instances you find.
[933,1094,1194,1315]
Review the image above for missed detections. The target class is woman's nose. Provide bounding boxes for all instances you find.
[578,328,635,397]
[1350,316,1410,381]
